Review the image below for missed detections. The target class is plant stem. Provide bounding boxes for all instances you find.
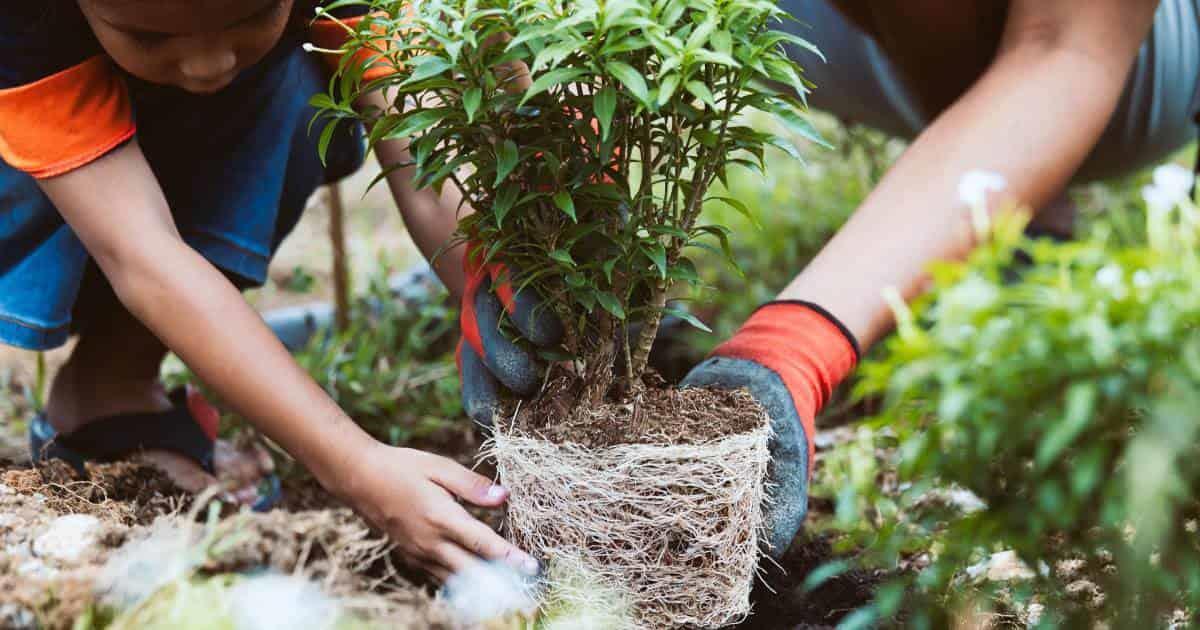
[628,277,667,383]
[328,183,351,332]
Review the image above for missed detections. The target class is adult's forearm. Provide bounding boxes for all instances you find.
[780,42,1139,348]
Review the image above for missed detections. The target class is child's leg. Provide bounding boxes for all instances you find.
[46,277,272,500]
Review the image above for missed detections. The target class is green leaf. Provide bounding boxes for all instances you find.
[710,29,732,56]
[802,560,850,593]
[694,224,741,277]
[605,61,651,108]
[685,81,716,108]
[1036,382,1098,469]
[316,120,339,166]
[665,307,712,333]
[463,87,482,123]
[521,68,588,105]
[400,56,452,86]
[553,191,577,221]
[492,183,520,227]
[495,140,519,185]
[643,242,667,278]
[602,257,619,283]
[710,196,761,229]
[596,292,627,319]
[764,99,832,148]
[657,73,680,107]
[594,86,617,141]
[765,135,805,163]
[666,257,700,284]
[549,249,576,266]
[386,108,449,140]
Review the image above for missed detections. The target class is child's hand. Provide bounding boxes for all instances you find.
[341,441,538,582]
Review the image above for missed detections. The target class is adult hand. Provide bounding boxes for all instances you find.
[456,249,563,427]
[681,301,859,558]
[343,440,539,582]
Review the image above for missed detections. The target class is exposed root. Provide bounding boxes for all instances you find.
[485,415,771,628]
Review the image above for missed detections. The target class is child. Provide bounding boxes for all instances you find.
[0,0,534,580]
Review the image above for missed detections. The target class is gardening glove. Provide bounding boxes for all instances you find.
[680,301,860,557]
[457,247,564,428]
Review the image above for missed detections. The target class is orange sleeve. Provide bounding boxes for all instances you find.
[310,11,401,82]
[0,56,135,179]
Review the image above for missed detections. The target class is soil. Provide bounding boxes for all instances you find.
[0,452,883,630]
[742,535,890,629]
[509,371,768,448]
[0,459,454,630]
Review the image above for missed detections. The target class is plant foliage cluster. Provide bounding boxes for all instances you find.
[845,180,1200,627]
[316,0,821,401]
[295,271,463,446]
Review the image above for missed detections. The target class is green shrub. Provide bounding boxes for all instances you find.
[317,0,820,403]
[847,166,1200,627]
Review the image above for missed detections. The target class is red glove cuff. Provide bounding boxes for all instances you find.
[460,245,518,358]
[711,301,860,457]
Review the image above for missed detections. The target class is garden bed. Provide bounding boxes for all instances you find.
[0,418,882,629]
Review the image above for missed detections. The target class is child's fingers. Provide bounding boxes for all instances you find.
[425,561,452,584]
[429,456,506,506]
[446,513,539,575]
[434,542,483,576]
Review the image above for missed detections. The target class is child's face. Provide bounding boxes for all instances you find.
[77,0,296,94]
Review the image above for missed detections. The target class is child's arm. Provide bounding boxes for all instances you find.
[38,140,536,579]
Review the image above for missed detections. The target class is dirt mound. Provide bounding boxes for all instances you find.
[3,459,189,525]
[0,460,453,629]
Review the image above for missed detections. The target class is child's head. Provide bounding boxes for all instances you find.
[77,0,296,94]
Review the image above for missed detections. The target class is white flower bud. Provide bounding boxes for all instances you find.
[958,169,1008,208]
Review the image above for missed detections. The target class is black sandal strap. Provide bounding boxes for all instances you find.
[53,389,215,474]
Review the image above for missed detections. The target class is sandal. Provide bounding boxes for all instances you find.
[28,386,281,511]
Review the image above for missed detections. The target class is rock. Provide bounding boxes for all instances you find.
[965,550,1034,582]
[33,514,101,563]
[17,557,57,579]
[0,603,35,629]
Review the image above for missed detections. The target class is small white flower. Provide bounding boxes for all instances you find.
[958,169,1008,208]
[442,561,537,623]
[1133,270,1152,289]
[230,574,341,630]
[1153,164,1194,204]
[1093,265,1122,289]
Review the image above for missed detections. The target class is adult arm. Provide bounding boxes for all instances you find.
[782,0,1161,348]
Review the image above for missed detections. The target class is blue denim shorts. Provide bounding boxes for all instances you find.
[0,42,364,351]
[780,0,1200,182]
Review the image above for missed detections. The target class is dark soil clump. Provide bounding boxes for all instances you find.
[2,459,188,525]
[739,534,889,629]
[510,372,767,448]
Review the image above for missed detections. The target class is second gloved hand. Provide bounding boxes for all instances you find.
[681,301,860,557]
